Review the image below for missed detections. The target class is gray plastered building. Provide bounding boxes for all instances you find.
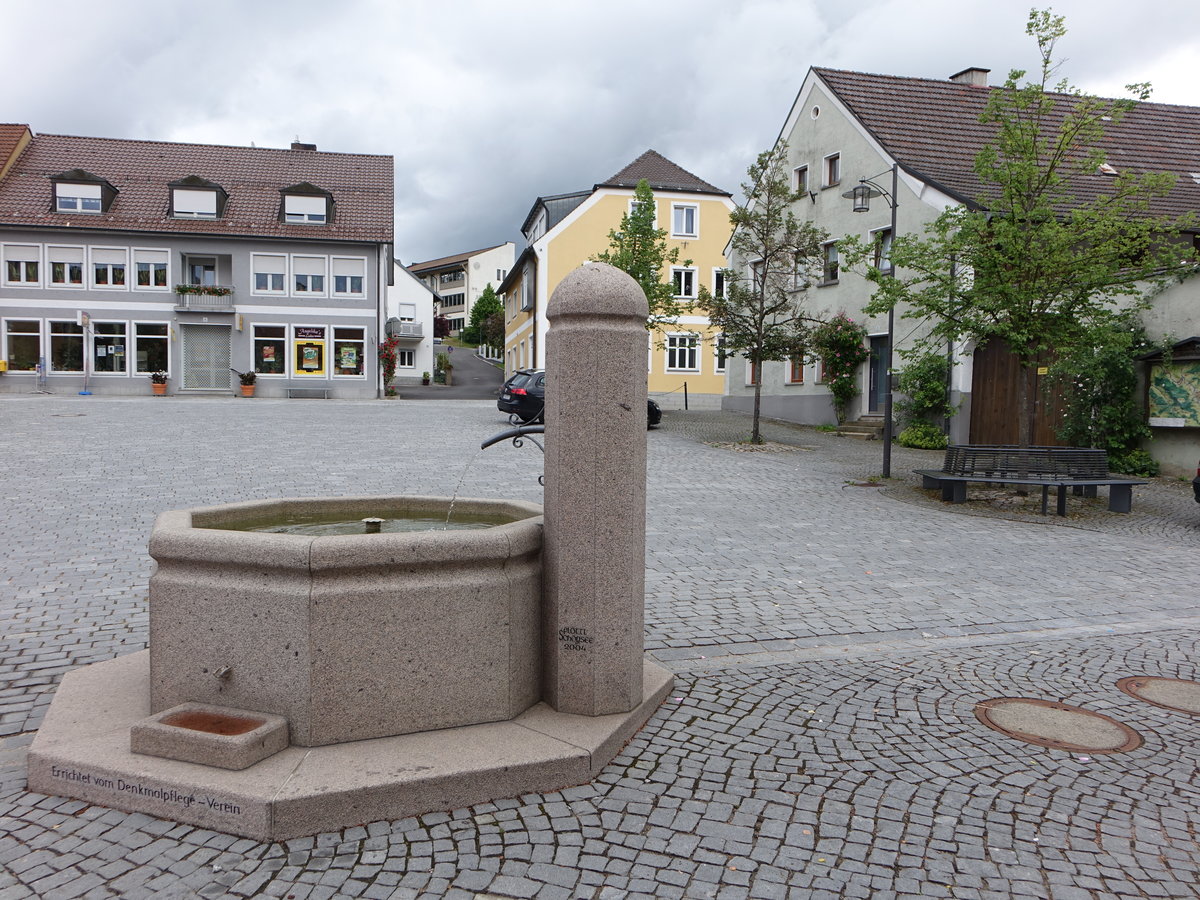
[0,126,395,398]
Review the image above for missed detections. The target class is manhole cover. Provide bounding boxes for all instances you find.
[1117,676,1200,715]
[975,697,1142,753]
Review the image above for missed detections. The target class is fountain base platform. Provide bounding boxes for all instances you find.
[28,651,674,841]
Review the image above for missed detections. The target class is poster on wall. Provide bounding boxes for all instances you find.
[301,346,319,369]
[339,347,357,369]
[1148,362,1200,427]
[262,346,275,362]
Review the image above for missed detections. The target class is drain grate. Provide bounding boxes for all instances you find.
[1117,676,1200,716]
[975,697,1142,753]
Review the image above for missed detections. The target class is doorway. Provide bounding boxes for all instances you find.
[180,324,231,390]
[868,335,888,414]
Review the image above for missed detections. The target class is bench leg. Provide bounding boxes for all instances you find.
[942,482,966,503]
[921,474,941,490]
[1083,485,1097,499]
[1056,484,1067,517]
[1108,485,1133,513]
[1040,485,1049,516]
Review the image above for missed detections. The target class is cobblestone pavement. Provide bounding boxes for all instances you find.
[2,397,1198,899]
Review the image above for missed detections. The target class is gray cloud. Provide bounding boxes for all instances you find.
[4,0,1197,262]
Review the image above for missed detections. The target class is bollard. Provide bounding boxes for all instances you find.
[543,264,648,716]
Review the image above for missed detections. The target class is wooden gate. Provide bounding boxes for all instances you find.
[969,339,1068,445]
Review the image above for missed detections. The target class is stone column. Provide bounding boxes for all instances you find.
[543,264,649,716]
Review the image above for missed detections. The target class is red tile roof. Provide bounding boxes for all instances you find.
[0,124,31,180]
[597,149,730,196]
[815,67,1200,224]
[0,132,393,242]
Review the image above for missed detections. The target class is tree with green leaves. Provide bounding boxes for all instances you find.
[592,179,690,326]
[841,9,1196,446]
[461,283,501,345]
[697,142,828,443]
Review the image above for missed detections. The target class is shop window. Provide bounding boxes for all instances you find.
[135,322,169,373]
[333,327,365,376]
[292,326,326,376]
[49,320,83,372]
[92,322,128,374]
[4,319,41,371]
[253,325,286,375]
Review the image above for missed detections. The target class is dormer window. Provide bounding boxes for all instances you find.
[50,169,117,214]
[280,182,333,225]
[285,194,328,224]
[55,183,101,213]
[168,176,227,219]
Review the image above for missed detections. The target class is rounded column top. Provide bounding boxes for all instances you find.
[547,263,649,322]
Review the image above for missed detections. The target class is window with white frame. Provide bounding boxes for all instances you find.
[714,333,727,374]
[824,153,841,187]
[712,268,726,299]
[4,319,41,371]
[520,272,534,310]
[666,332,700,372]
[872,228,894,273]
[333,327,365,376]
[821,242,839,283]
[55,183,101,213]
[787,356,805,384]
[793,165,809,194]
[252,254,287,294]
[397,349,415,369]
[284,194,328,224]
[133,249,169,290]
[3,245,40,285]
[253,324,286,375]
[332,257,365,296]
[172,189,217,218]
[671,204,698,238]
[628,198,655,224]
[134,322,169,373]
[671,267,696,299]
[92,322,128,374]
[293,256,327,295]
[91,248,128,289]
[48,246,84,287]
[747,360,760,386]
[49,320,83,372]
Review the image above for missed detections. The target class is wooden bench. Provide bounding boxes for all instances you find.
[285,384,330,399]
[914,445,1148,516]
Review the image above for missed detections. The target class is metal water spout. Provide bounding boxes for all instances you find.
[361,517,384,534]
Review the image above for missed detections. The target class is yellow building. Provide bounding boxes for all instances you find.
[499,150,734,408]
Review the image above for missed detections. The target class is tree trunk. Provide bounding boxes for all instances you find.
[1016,361,1033,448]
[751,372,763,444]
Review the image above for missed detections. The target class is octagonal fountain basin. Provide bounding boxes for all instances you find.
[148,496,544,747]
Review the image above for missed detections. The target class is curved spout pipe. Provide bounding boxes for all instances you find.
[480,425,545,450]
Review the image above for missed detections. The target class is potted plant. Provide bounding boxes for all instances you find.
[436,352,454,386]
[149,371,168,396]
[421,371,431,386]
[231,368,257,397]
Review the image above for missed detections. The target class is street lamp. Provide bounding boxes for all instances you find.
[843,164,898,478]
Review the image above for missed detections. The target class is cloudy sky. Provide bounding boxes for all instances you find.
[5,0,1199,263]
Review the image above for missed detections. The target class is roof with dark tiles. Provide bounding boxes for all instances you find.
[814,67,1200,223]
[597,149,730,196]
[0,131,393,242]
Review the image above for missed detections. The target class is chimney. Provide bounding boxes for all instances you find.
[290,141,317,151]
[948,67,990,87]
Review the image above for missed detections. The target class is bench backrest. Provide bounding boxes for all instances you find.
[942,445,1108,478]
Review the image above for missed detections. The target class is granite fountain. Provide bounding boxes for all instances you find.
[27,264,674,840]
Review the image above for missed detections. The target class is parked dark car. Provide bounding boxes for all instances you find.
[1193,459,1199,504]
[498,368,662,428]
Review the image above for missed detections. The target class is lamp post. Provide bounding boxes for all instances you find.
[843,164,898,478]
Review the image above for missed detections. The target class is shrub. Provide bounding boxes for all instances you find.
[810,313,870,424]
[896,352,955,425]
[897,422,949,450]
[1108,448,1159,477]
